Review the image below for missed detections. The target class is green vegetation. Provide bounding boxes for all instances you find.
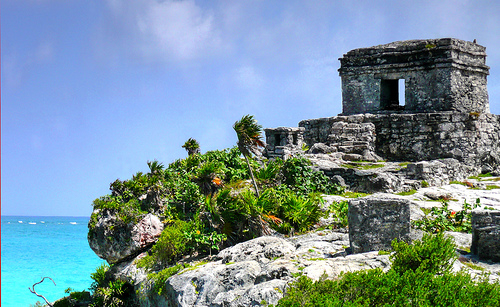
[88,115,347,304]
[485,185,500,190]
[341,162,385,170]
[233,114,265,197]
[468,172,493,180]
[182,138,200,156]
[328,200,349,228]
[341,191,370,198]
[421,180,429,188]
[272,233,500,307]
[146,264,185,296]
[395,189,417,196]
[412,199,481,233]
[88,263,134,307]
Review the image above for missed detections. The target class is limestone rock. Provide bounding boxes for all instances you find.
[88,211,163,264]
[217,236,296,264]
[308,142,335,154]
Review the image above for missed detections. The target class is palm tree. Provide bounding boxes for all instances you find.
[233,115,265,197]
[182,138,200,156]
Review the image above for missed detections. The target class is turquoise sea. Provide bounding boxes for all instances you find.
[1,216,104,307]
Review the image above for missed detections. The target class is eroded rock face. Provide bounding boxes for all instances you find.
[135,232,390,307]
[88,211,163,264]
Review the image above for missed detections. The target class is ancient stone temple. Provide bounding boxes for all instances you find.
[339,38,490,115]
[264,38,500,176]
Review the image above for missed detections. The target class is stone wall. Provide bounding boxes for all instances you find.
[264,127,305,158]
[298,112,500,169]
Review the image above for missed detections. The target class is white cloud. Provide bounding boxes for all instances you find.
[103,0,226,63]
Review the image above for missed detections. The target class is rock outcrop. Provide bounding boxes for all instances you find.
[88,212,163,264]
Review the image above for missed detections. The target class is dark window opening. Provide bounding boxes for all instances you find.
[292,134,298,145]
[274,134,282,146]
[380,79,405,110]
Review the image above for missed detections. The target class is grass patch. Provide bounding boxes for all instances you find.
[340,163,357,169]
[341,191,370,198]
[341,162,385,170]
[462,262,485,271]
[395,189,417,196]
[359,164,385,170]
[308,258,326,261]
[485,185,500,190]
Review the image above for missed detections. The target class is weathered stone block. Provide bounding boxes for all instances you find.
[471,209,500,262]
[348,197,411,253]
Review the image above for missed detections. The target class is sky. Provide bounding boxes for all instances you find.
[2,0,500,217]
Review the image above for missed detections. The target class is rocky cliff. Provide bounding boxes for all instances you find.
[87,178,500,307]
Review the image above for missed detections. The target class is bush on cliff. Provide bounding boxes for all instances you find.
[273,233,500,307]
[90,147,342,254]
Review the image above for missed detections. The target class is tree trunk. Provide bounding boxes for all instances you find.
[243,154,260,198]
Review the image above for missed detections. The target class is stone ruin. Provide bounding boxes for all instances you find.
[263,38,500,258]
[264,38,500,176]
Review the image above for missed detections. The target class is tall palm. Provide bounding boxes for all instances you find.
[182,138,200,156]
[233,115,265,197]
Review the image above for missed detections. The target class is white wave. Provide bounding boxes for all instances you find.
[29,222,36,225]
[18,221,23,223]
[70,222,77,225]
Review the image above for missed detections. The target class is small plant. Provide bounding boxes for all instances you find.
[469,111,481,118]
[421,180,429,187]
[412,199,481,233]
[147,264,185,295]
[90,263,110,293]
[328,200,348,228]
[182,138,200,156]
[90,279,131,307]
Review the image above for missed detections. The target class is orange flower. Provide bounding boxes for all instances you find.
[212,177,223,186]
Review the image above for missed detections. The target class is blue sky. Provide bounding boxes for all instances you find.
[2,0,500,217]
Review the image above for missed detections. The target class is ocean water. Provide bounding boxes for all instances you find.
[1,216,105,307]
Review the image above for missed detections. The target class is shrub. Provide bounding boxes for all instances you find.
[273,269,500,307]
[390,232,457,275]
[147,220,193,267]
[281,156,344,196]
[90,279,133,307]
[90,263,110,293]
[413,199,481,233]
[328,200,349,228]
[273,233,500,307]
